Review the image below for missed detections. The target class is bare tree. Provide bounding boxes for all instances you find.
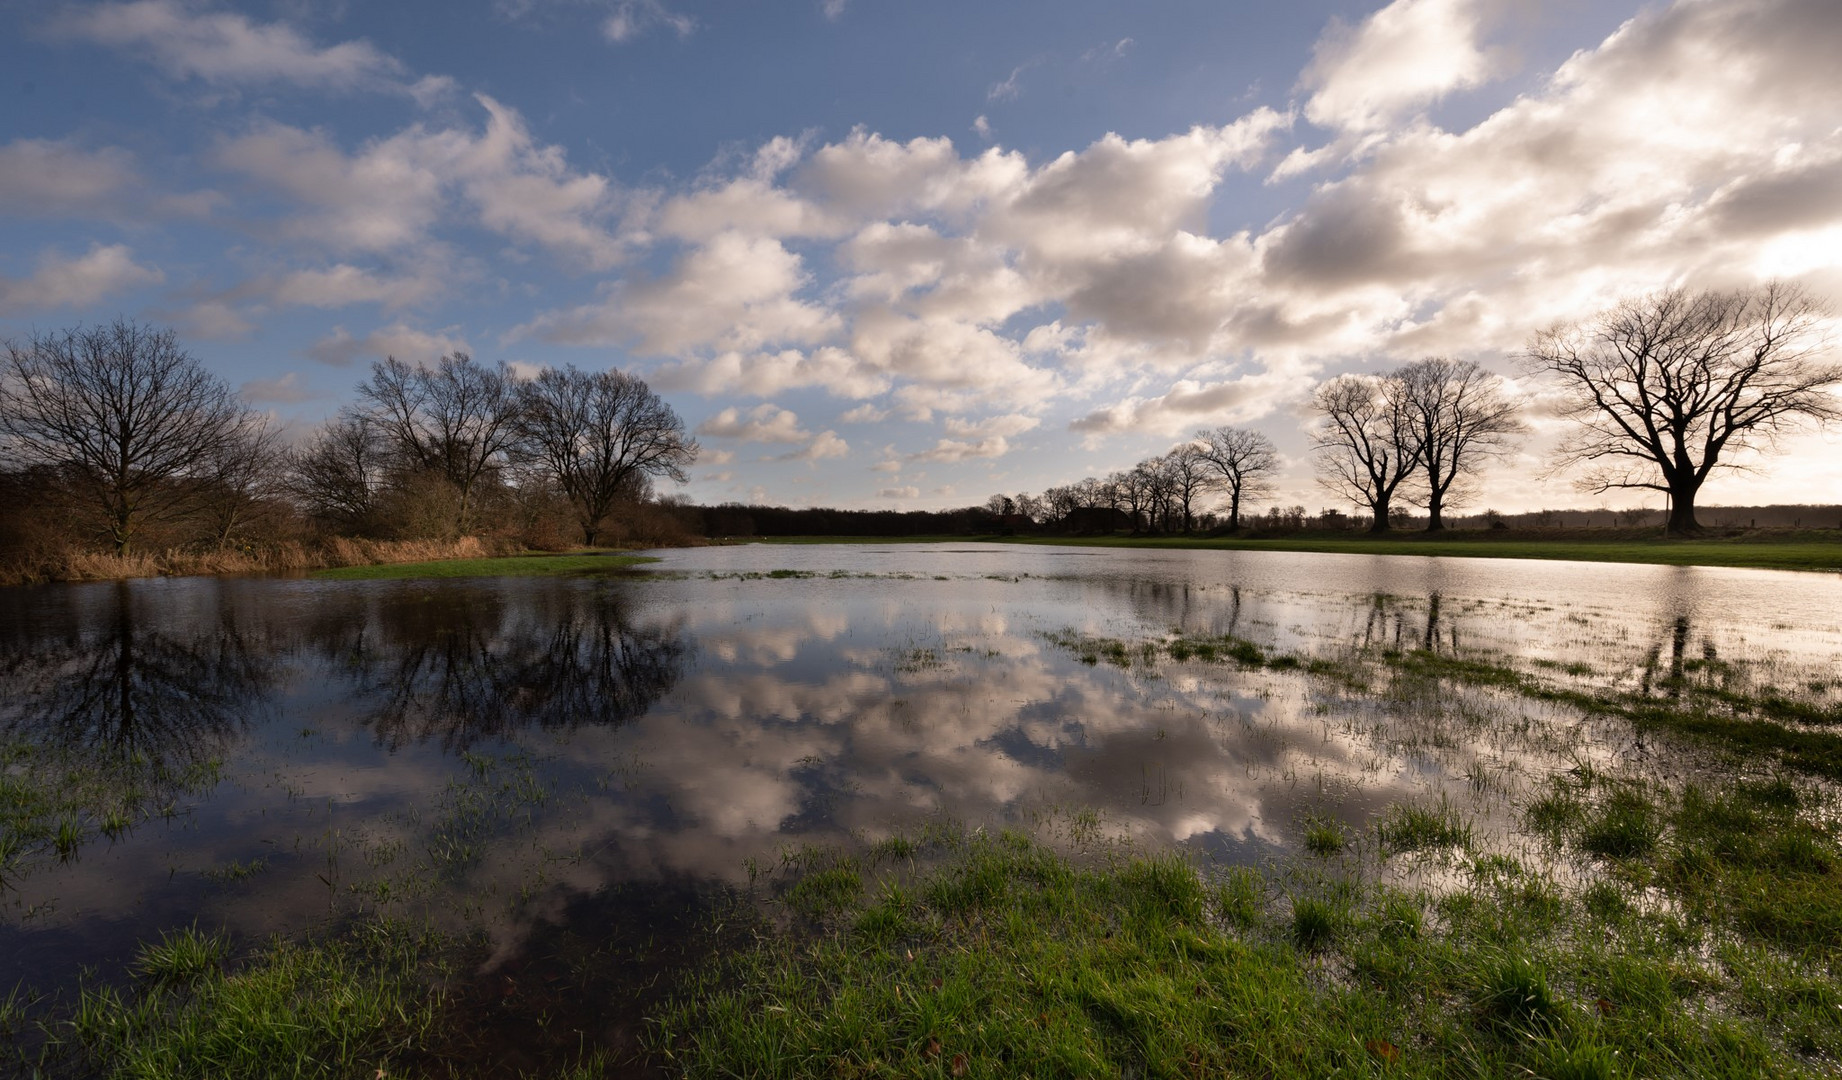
[0,321,246,554]
[1311,373,1422,534]
[354,353,521,534]
[1527,283,1839,534]
[513,366,697,546]
[1160,443,1214,532]
[199,413,287,547]
[1395,357,1525,531]
[1195,426,1279,531]
[286,414,386,533]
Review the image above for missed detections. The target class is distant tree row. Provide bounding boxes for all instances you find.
[0,321,697,559]
[988,283,1839,536]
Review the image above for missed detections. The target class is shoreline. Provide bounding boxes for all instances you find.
[748,529,1842,572]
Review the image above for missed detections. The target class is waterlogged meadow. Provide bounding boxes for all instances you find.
[2,543,1840,1077]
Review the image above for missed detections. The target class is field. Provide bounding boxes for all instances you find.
[753,529,1842,572]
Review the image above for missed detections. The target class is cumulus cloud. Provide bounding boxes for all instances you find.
[1300,0,1499,133]
[215,96,623,267]
[0,244,163,315]
[307,323,469,367]
[696,404,810,443]
[524,230,836,352]
[52,0,441,97]
[908,436,1015,463]
[1068,369,1301,439]
[264,264,444,309]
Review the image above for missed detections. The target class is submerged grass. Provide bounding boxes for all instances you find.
[310,551,658,580]
[657,815,1838,1080]
[27,922,447,1079]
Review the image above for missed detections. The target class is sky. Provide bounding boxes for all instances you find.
[2,0,1840,515]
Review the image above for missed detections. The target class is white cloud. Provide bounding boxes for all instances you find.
[820,0,849,20]
[54,0,427,95]
[988,65,1027,102]
[307,323,469,367]
[1068,369,1300,439]
[840,403,888,424]
[1300,0,1498,132]
[0,244,163,316]
[602,0,695,41]
[942,413,1039,439]
[778,430,849,462]
[877,486,920,499]
[696,404,810,443]
[264,264,443,309]
[0,139,140,218]
[523,230,837,352]
[215,97,623,267]
[908,436,1014,463]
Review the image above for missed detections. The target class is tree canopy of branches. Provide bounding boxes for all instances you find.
[1395,357,1524,531]
[354,353,520,534]
[287,414,386,533]
[514,365,698,545]
[1527,282,1839,534]
[1311,373,1422,534]
[1195,426,1279,531]
[0,320,249,554]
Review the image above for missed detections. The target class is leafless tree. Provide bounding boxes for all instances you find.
[1311,373,1422,534]
[286,414,386,533]
[0,320,247,554]
[200,412,287,547]
[1526,282,1839,533]
[1159,443,1214,532]
[1195,426,1279,531]
[354,353,521,534]
[1394,357,1525,531]
[513,366,697,546]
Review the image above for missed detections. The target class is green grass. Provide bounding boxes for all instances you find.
[36,922,445,1079]
[749,531,1842,572]
[657,818,1835,1080]
[310,551,658,580]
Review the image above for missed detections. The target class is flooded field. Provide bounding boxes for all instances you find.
[3,543,1841,1075]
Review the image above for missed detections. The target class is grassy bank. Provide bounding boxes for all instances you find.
[751,529,1842,572]
[309,550,658,580]
[0,536,523,587]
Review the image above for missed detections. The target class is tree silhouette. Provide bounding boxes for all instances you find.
[1527,283,1839,534]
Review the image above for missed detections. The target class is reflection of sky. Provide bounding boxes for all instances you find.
[2,544,1838,988]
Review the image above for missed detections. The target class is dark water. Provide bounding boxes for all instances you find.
[2,543,1838,1065]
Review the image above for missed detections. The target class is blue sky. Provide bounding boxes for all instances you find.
[3,0,1839,512]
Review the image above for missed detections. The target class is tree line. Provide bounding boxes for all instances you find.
[982,283,1839,536]
[0,322,698,561]
[1,282,1834,571]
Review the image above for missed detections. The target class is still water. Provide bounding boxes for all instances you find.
[2,543,1839,1055]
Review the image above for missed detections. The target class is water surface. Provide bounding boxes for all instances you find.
[3,543,1837,1061]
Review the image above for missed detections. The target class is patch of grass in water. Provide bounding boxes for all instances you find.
[37,922,445,1079]
[311,552,657,580]
[1376,796,1473,855]
[658,816,1827,1080]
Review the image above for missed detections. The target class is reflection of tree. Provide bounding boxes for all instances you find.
[0,581,268,776]
[322,586,688,750]
[1639,614,1695,699]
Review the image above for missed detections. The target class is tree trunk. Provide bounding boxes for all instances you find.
[1425,489,1446,532]
[1228,489,1241,532]
[1368,494,1392,534]
[1666,487,1702,535]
